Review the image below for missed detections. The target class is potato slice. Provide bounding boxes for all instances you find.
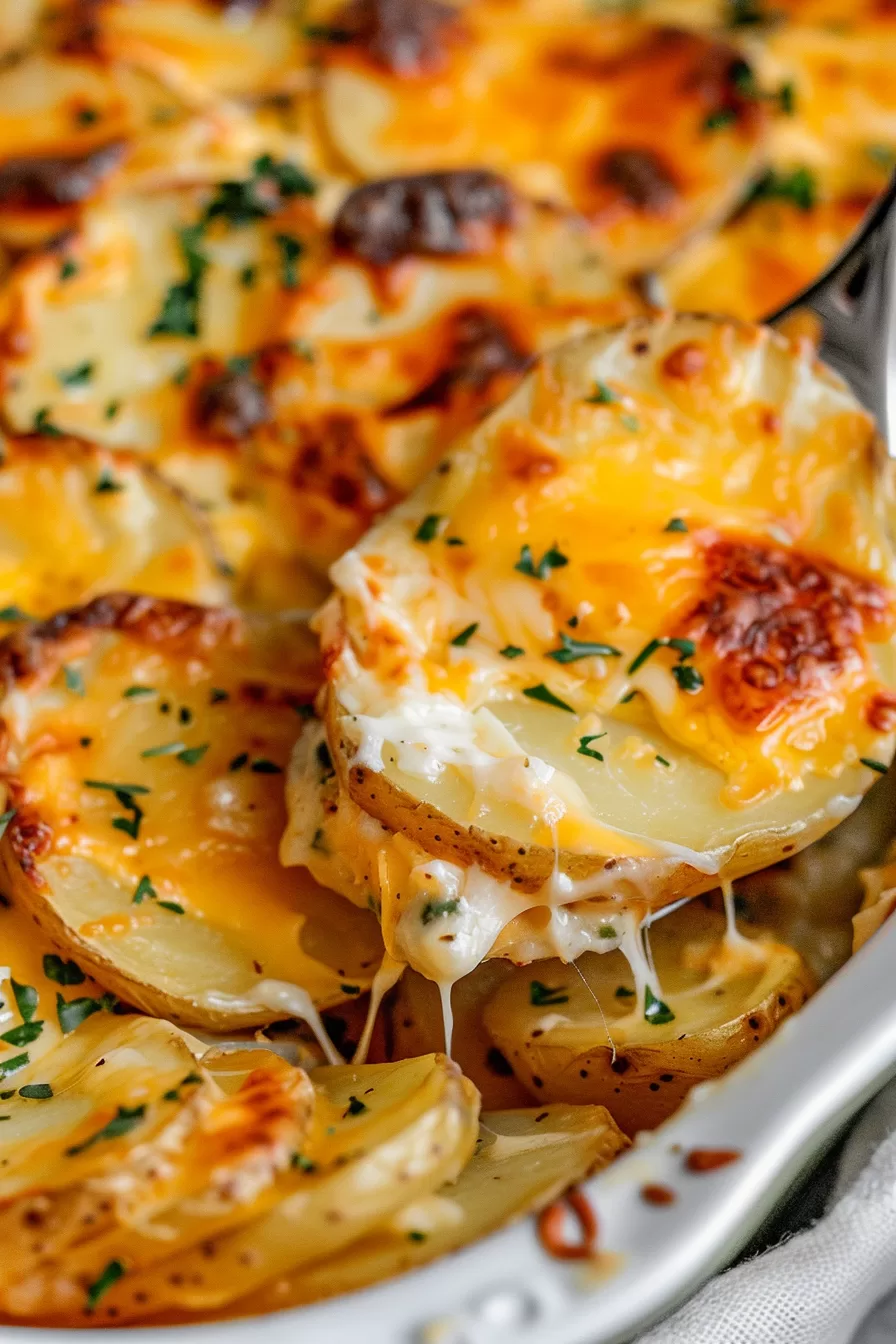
[0,594,382,1032]
[316,3,768,272]
[1,1043,316,1318]
[322,314,896,934]
[81,1053,479,1322]
[0,435,227,619]
[483,902,813,1133]
[229,1102,628,1315]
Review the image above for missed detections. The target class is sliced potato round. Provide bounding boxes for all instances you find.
[230,1102,628,1316]
[0,594,382,1031]
[0,435,227,620]
[483,901,814,1133]
[317,4,768,272]
[1,1042,315,1318]
[81,1053,479,1322]
[323,314,896,921]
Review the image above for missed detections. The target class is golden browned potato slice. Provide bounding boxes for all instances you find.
[482,902,813,1134]
[0,435,227,619]
[0,167,637,601]
[321,314,896,951]
[45,0,307,104]
[77,1053,479,1323]
[0,594,382,1032]
[0,1,39,56]
[230,1102,628,1316]
[316,0,769,273]
[0,1041,315,1318]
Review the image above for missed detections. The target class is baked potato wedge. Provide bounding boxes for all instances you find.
[1,1042,315,1318]
[321,314,896,939]
[482,901,814,1133]
[0,435,227,620]
[315,1,769,273]
[79,1053,480,1322]
[0,594,382,1033]
[232,1102,628,1316]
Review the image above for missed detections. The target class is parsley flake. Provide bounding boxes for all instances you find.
[95,469,124,493]
[0,1052,29,1079]
[547,633,621,663]
[577,733,607,762]
[57,991,117,1035]
[132,874,156,905]
[421,897,460,925]
[530,981,569,1007]
[0,606,29,622]
[275,233,303,289]
[672,663,704,693]
[584,381,618,404]
[627,636,696,675]
[0,808,16,839]
[861,758,889,774]
[148,224,208,339]
[63,664,85,696]
[19,1083,52,1099]
[123,686,155,699]
[500,645,525,659]
[11,979,38,1023]
[33,407,63,437]
[615,985,635,999]
[450,622,479,648]
[67,1103,146,1156]
[515,544,568,580]
[522,683,575,713]
[644,986,675,1025]
[414,513,442,543]
[746,167,816,212]
[43,954,85,985]
[177,744,209,766]
[664,517,688,533]
[345,1095,367,1117]
[85,1259,124,1312]
[0,1021,43,1047]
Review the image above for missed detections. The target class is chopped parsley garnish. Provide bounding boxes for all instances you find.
[177,743,209,766]
[95,468,124,493]
[672,664,704,693]
[239,265,257,288]
[619,690,638,704]
[104,400,121,421]
[644,986,675,1025]
[620,413,640,433]
[250,758,282,774]
[229,752,249,772]
[450,622,479,647]
[148,224,208,339]
[500,645,525,659]
[627,636,696,675]
[0,1053,29,1079]
[60,258,79,282]
[123,685,155,699]
[515,543,568,580]
[421,897,460,925]
[141,741,185,758]
[0,606,28,622]
[63,664,85,695]
[162,1071,201,1102]
[861,758,889,774]
[584,380,618,405]
[340,984,360,995]
[0,1021,43,1047]
[745,167,816,212]
[157,900,185,914]
[445,536,465,546]
[345,1095,367,1117]
[57,991,117,1035]
[408,1230,427,1243]
[310,828,328,852]
[598,924,617,939]
[43,954,85,985]
[615,985,635,999]
[530,980,569,1007]
[205,156,315,228]
[703,108,738,132]
[414,513,442,543]
[664,517,688,533]
[84,780,150,795]
[522,683,575,713]
[778,81,795,115]
[19,1083,52,1099]
[0,808,16,839]
[112,798,143,839]
[275,233,303,289]
[577,733,607,762]
[291,1152,317,1173]
[132,874,156,905]
[547,633,621,663]
[655,755,671,767]
[33,407,63,437]
[11,979,38,1023]
[85,1259,125,1312]
[67,1103,146,1156]
[57,360,94,388]
[209,688,229,704]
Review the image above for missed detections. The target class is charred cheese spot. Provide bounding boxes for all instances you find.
[289,412,398,520]
[332,171,515,266]
[330,0,465,77]
[593,148,678,217]
[679,538,894,731]
[193,364,272,443]
[387,306,531,414]
[0,141,126,210]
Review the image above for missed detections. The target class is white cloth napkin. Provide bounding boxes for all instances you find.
[639,1078,896,1344]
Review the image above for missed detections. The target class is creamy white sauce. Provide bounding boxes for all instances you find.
[198,981,343,1066]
